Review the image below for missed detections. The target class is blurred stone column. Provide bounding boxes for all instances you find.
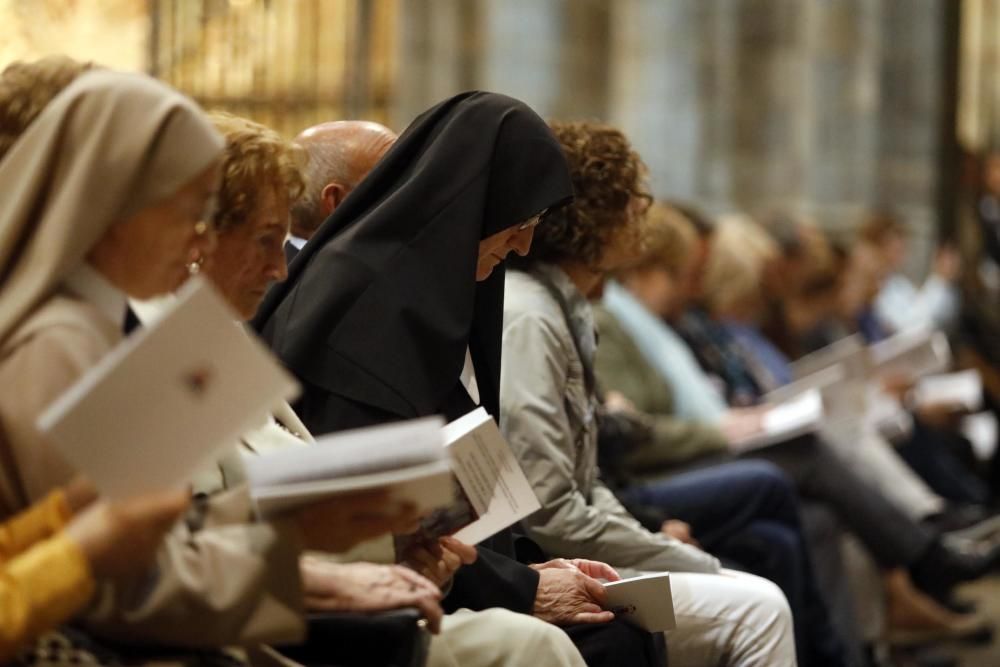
[725,0,809,215]
[875,0,945,274]
[800,0,881,233]
[390,0,483,128]
[608,0,723,203]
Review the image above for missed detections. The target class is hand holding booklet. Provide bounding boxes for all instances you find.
[244,417,455,517]
[729,390,825,452]
[37,278,300,500]
[603,573,675,632]
[245,406,541,547]
[398,407,542,547]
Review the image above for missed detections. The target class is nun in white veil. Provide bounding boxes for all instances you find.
[0,70,309,655]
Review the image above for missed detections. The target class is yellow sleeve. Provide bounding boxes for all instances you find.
[0,533,95,662]
[0,491,72,563]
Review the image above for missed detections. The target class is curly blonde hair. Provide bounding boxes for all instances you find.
[207,111,305,230]
[620,202,698,276]
[0,55,96,161]
[527,121,651,267]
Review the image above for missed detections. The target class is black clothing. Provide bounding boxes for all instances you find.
[258,93,662,666]
[255,90,572,431]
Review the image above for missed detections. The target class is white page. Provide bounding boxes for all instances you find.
[791,334,866,381]
[251,459,454,517]
[244,416,455,518]
[870,329,951,378]
[731,390,824,452]
[37,278,299,500]
[603,573,675,632]
[245,416,446,487]
[963,413,998,462]
[913,370,983,411]
[443,408,541,544]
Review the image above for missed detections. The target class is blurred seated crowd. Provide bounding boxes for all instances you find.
[1,54,999,667]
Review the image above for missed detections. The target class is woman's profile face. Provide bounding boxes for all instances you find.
[205,185,290,320]
[88,162,221,299]
[475,212,543,281]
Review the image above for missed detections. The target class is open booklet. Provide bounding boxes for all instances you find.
[869,328,951,378]
[37,277,300,500]
[397,407,542,547]
[603,573,676,632]
[729,389,825,453]
[791,328,951,385]
[245,406,541,544]
[244,417,455,517]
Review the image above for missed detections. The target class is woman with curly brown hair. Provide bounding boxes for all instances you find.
[500,120,800,666]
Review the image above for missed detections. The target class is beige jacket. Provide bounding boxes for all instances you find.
[500,268,720,575]
[0,293,304,648]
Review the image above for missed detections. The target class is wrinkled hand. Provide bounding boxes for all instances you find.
[65,490,190,579]
[400,536,477,588]
[300,557,444,634]
[531,557,621,582]
[662,519,701,548]
[530,561,614,625]
[295,491,420,553]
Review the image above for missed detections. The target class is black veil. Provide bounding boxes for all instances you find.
[254,91,573,433]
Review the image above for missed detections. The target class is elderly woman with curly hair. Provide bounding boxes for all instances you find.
[500,120,799,666]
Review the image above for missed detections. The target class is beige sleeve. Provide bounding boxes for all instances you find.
[0,322,305,648]
[82,486,306,648]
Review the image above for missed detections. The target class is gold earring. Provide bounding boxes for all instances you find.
[194,221,208,236]
[187,256,205,275]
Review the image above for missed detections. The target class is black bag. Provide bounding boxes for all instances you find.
[274,609,430,667]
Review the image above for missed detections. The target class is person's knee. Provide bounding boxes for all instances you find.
[746,574,794,631]
[739,460,797,502]
[479,609,582,664]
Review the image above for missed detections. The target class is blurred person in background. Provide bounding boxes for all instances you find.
[288,119,398,253]
[861,212,961,336]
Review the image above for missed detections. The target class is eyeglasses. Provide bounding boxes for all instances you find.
[517,209,548,231]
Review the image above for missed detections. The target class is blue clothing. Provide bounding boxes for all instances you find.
[619,460,848,667]
[722,321,794,392]
[602,283,727,423]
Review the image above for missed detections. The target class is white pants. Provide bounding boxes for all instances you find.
[427,608,586,667]
[666,569,797,667]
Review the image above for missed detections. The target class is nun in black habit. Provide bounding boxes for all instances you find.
[254,91,665,667]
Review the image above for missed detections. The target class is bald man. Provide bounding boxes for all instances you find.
[289,120,397,248]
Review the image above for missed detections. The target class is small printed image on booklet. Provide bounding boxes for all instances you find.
[398,407,542,548]
[244,417,455,518]
[37,277,300,500]
[603,573,676,632]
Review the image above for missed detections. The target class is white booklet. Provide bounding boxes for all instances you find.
[444,408,541,544]
[791,334,866,381]
[962,412,998,462]
[869,328,951,378]
[397,408,541,547]
[37,278,300,500]
[912,370,983,412]
[245,416,454,517]
[604,573,676,632]
[731,389,824,452]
